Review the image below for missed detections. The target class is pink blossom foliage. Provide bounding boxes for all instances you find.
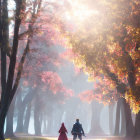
[41,71,74,96]
[79,90,94,103]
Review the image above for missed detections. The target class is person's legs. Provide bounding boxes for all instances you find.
[78,134,82,140]
[73,134,77,140]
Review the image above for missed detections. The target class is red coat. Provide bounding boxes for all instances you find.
[58,123,68,140]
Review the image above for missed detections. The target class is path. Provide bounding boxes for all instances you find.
[5,134,139,140]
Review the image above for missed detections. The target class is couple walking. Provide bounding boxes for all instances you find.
[58,119,85,140]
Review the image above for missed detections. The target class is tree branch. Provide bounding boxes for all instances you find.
[119,37,136,90]
[2,0,24,105]
[104,67,127,94]
[10,0,42,102]
[18,27,39,40]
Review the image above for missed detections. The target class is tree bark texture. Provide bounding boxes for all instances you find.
[0,1,23,139]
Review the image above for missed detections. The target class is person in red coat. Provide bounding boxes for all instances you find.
[58,123,68,140]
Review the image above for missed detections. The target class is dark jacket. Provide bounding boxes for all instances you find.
[71,122,85,135]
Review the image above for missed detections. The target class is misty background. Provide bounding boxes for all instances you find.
[4,44,118,137]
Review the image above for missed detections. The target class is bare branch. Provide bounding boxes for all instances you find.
[18,27,39,40]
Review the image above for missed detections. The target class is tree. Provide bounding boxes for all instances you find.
[58,0,140,137]
[1,0,69,137]
[63,0,140,114]
[0,0,43,139]
[89,101,104,136]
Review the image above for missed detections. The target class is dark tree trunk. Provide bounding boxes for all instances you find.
[134,111,140,137]
[89,101,104,136]
[5,98,16,137]
[120,99,126,136]
[0,0,2,49]
[109,103,114,135]
[5,87,21,137]
[114,98,134,137]
[122,98,134,137]
[16,107,25,133]
[23,104,31,133]
[0,0,7,107]
[0,1,7,138]
[0,0,9,138]
[0,1,23,139]
[1,50,7,104]
[0,0,8,108]
[114,99,121,136]
[0,1,42,139]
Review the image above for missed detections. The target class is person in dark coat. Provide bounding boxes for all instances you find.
[58,123,68,140]
[71,119,85,140]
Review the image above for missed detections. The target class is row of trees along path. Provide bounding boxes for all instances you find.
[0,0,140,140]
[0,0,69,139]
[63,0,140,138]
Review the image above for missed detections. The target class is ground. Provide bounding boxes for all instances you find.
[5,135,140,140]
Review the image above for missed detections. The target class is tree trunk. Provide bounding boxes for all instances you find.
[42,113,47,135]
[114,98,134,137]
[0,1,7,138]
[0,0,8,108]
[5,87,21,137]
[114,99,121,136]
[23,104,31,133]
[0,105,9,140]
[16,107,25,133]
[43,120,47,135]
[16,90,35,133]
[0,1,42,139]
[0,1,23,139]
[34,97,41,136]
[89,101,104,136]
[34,109,41,135]
[15,94,25,133]
[120,99,126,136]
[1,49,7,105]
[122,98,134,137]
[46,112,54,134]
[109,103,114,135]
[134,111,140,137]
[5,98,16,137]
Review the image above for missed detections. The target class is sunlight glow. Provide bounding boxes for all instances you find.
[63,0,99,23]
